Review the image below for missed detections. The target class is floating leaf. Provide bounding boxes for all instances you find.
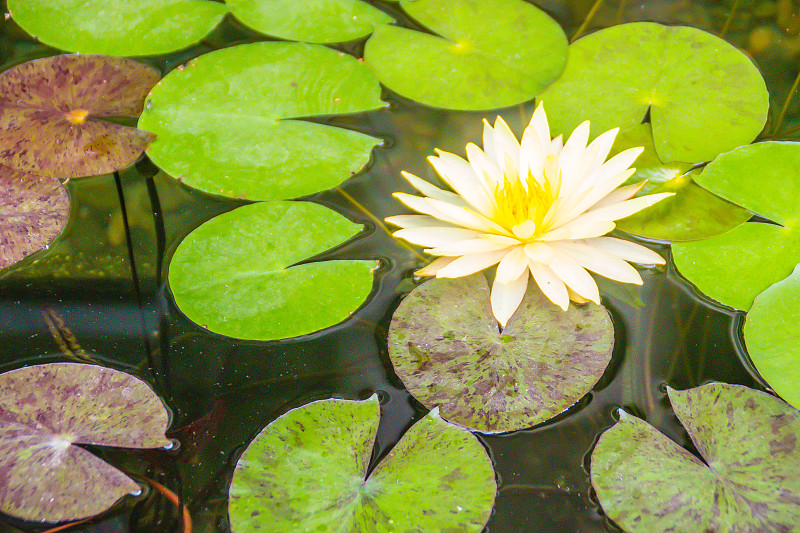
[7,0,228,57]
[0,55,159,178]
[673,142,800,310]
[610,124,751,242]
[168,201,375,341]
[226,0,393,43]
[363,0,567,110]
[229,396,496,532]
[387,275,614,433]
[1,165,70,270]
[138,42,384,201]
[591,383,800,532]
[0,363,171,522]
[539,22,768,163]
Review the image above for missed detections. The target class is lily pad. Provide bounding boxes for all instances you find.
[0,54,159,178]
[226,0,393,43]
[229,396,496,532]
[610,124,751,242]
[744,265,800,410]
[539,22,769,163]
[138,42,384,201]
[1,165,70,270]
[168,201,375,341]
[387,275,614,433]
[0,362,171,523]
[363,0,567,110]
[7,0,228,57]
[591,383,800,532]
[673,142,800,311]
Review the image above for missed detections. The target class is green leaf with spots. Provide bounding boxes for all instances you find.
[229,396,496,533]
[610,124,750,242]
[168,201,375,341]
[7,0,228,57]
[539,22,768,163]
[226,0,393,43]
[745,265,800,410]
[0,363,171,523]
[139,42,384,201]
[592,383,800,533]
[387,275,614,433]
[673,142,800,310]
[363,0,567,110]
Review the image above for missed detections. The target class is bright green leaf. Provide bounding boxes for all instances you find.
[229,396,496,532]
[168,201,375,341]
[363,0,567,110]
[7,0,228,57]
[539,22,768,162]
[592,383,800,532]
[387,275,614,433]
[226,0,393,43]
[139,42,384,201]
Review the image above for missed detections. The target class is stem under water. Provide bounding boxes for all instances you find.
[572,0,604,42]
[772,66,800,136]
[720,0,742,36]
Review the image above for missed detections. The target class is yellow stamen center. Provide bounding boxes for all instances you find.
[64,108,89,125]
[492,160,559,241]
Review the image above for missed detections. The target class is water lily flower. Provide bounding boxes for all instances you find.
[386,103,673,326]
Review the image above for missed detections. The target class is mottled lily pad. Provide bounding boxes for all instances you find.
[7,0,228,57]
[168,201,375,341]
[539,22,768,163]
[0,55,159,178]
[592,383,800,532]
[673,142,800,311]
[226,0,392,43]
[138,42,384,201]
[229,396,496,532]
[0,165,70,270]
[387,275,614,433]
[0,363,171,523]
[363,0,567,110]
[611,124,750,242]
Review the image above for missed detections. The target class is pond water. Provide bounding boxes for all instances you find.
[0,0,795,531]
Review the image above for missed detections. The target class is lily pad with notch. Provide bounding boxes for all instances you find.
[168,201,376,341]
[387,274,614,433]
[229,396,496,532]
[0,164,70,270]
[0,362,171,523]
[591,383,800,532]
[673,142,800,311]
[363,0,567,110]
[7,0,228,57]
[539,22,769,163]
[0,54,160,179]
[138,42,385,201]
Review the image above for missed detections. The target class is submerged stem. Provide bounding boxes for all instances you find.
[773,66,800,136]
[720,0,741,36]
[572,0,604,42]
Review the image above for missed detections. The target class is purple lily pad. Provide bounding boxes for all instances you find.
[0,164,69,270]
[387,275,614,433]
[0,55,160,178]
[0,363,172,523]
[591,383,800,532]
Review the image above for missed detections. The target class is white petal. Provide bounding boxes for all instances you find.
[428,238,512,256]
[512,220,537,240]
[401,171,467,205]
[554,168,636,226]
[429,150,496,215]
[416,256,458,276]
[583,147,643,190]
[552,241,643,284]
[587,237,666,265]
[482,119,498,166]
[585,127,619,172]
[466,142,503,189]
[539,219,616,241]
[385,214,455,229]
[393,227,481,247]
[528,261,569,310]
[492,116,521,172]
[495,246,528,284]
[523,242,555,265]
[435,249,508,278]
[590,181,646,210]
[482,234,523,246]
[548,250,600,304]
[393,193,507,234]
[559,121,591,188]
[491,270,529,327]
[582,192,674,222]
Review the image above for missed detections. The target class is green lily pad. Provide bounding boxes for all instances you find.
[226,0,393,43]
[138,42,384,201]
[745,265,800,410]
[0,362,171,523]
[539,22,769,163]
[610,124,751,242]
[168,201,375,341]
[673,142,800,311]
[591,383,800,532]
[387,275,614,433]
[363,0,567,110]
[229,396,496,532]
[7,0,228,57]
[1,165,70,270]
[0,54,159,178]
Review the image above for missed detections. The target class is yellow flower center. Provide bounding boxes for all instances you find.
[492,161,559,241]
